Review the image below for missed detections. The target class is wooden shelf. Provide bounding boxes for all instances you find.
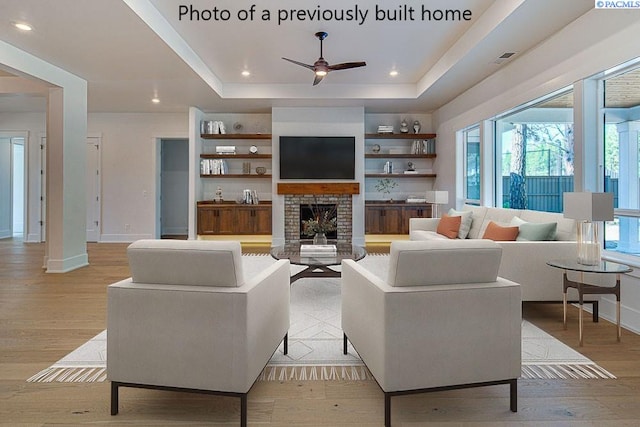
[201,133,271,139]
[365,133,436,139]
[277,182,360,195]
[200,174,272,178]
[200,154,272,159]
[365,173,436,178]
[365,154,436,159]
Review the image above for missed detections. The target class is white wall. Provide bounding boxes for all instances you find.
[272,107,365,246]
[432,9,640,333]
[88,113,188,242]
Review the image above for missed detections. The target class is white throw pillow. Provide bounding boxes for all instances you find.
[448,208,473,239]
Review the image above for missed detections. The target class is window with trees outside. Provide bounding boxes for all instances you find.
[494,90,574,212]
[463,125,480,204]
[603,64,640,256]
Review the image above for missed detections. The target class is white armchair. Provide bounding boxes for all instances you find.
[107,240,290,426]
[342,239,521,427]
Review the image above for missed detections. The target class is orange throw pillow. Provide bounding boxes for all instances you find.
[482,221,519,241]
[436,214,462,239]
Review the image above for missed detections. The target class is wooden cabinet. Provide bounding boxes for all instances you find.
[197,202,272,235]
[365,202,432,234]
[365,205,403,234]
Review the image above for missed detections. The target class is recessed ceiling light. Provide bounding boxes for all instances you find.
[241,70,251,77]
[151,97,160,104]
[389,70,398,77]
[13,22,33,31]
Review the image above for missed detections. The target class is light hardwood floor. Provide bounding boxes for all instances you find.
[1,238,640,426]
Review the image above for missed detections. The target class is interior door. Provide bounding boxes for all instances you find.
[160,139,188,238]
[86,137,101,242]
[0,137,12,239]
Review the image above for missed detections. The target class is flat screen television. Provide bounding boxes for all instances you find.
[279,136,355,179]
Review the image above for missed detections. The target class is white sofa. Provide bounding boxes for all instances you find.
[107,239,290,426]
[410,205,578,301]
[342,240,521,427]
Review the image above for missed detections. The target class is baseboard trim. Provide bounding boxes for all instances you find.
[46,252,89,273]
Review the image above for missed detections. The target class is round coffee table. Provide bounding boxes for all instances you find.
[547,259,632,346]
[271,241,367,284]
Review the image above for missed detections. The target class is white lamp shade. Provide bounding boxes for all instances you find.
[563,192,614,221]
[426,190,449,204]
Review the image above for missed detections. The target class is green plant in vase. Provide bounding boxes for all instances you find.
[375,178,398,202]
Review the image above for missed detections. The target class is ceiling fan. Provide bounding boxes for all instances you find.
[282,31,366,86]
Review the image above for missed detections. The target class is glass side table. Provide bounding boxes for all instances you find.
[547,259,632,346]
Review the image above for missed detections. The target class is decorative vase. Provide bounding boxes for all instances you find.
[313,232,328,245]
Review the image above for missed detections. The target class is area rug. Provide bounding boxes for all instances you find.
[27,254,615,383]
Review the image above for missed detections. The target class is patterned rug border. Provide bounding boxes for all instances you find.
[27,361,616,383]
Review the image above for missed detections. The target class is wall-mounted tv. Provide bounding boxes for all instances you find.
[279,136,355,180]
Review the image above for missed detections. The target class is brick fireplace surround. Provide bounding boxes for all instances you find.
[277,183,360,244]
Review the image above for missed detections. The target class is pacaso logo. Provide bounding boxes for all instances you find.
[595,0,640,8]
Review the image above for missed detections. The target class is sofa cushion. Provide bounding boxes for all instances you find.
[387,240,502,287]
[436,214,462,239]
[519,209,577,241]
[510,216,557,241]
[127,239,244,287]
[411,230,449,240]
[482,221,519,241]
[478,207,522,237]
[461,205,487,239]
[448,208,473,239]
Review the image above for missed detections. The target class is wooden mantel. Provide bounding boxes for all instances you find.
[277,182,360,195]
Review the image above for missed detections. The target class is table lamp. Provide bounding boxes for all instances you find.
[563,192,614,265]
[426,190,449,218]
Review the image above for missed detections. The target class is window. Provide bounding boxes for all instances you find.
[603,64,640,255]
[494,89,574,212]
[463,125,480,204]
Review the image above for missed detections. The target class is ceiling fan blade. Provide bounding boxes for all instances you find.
[313,74,325,86]
[328,61,367,71]
[282,57,315,71]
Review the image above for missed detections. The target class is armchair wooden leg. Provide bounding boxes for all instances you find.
[240,393,247,427]
[110,382,119,415]
[510,379,517,412]
[343,333,348,355]
[283,333,288,355]
[384,392,391,427]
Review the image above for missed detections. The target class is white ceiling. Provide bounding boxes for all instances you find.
[0,0,594,114]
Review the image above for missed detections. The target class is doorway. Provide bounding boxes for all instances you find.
[159,139,188,239]
[0,135,26,240]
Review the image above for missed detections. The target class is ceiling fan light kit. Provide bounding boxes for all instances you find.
[282,31,366,85]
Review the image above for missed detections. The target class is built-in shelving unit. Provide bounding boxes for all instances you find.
[364,133,437,180]
[201,133,271,140]
[199,133,273,179]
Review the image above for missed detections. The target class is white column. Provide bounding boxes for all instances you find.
[0,40,88,272]
[45,86,88,272]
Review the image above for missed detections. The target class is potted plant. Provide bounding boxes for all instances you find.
[375,178,398,202]
[301,197,338,244]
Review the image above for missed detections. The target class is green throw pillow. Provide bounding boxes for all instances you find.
[510,217,557,241]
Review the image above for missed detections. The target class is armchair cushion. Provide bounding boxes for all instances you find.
[127,239,244,287]
[387,240,502,287]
